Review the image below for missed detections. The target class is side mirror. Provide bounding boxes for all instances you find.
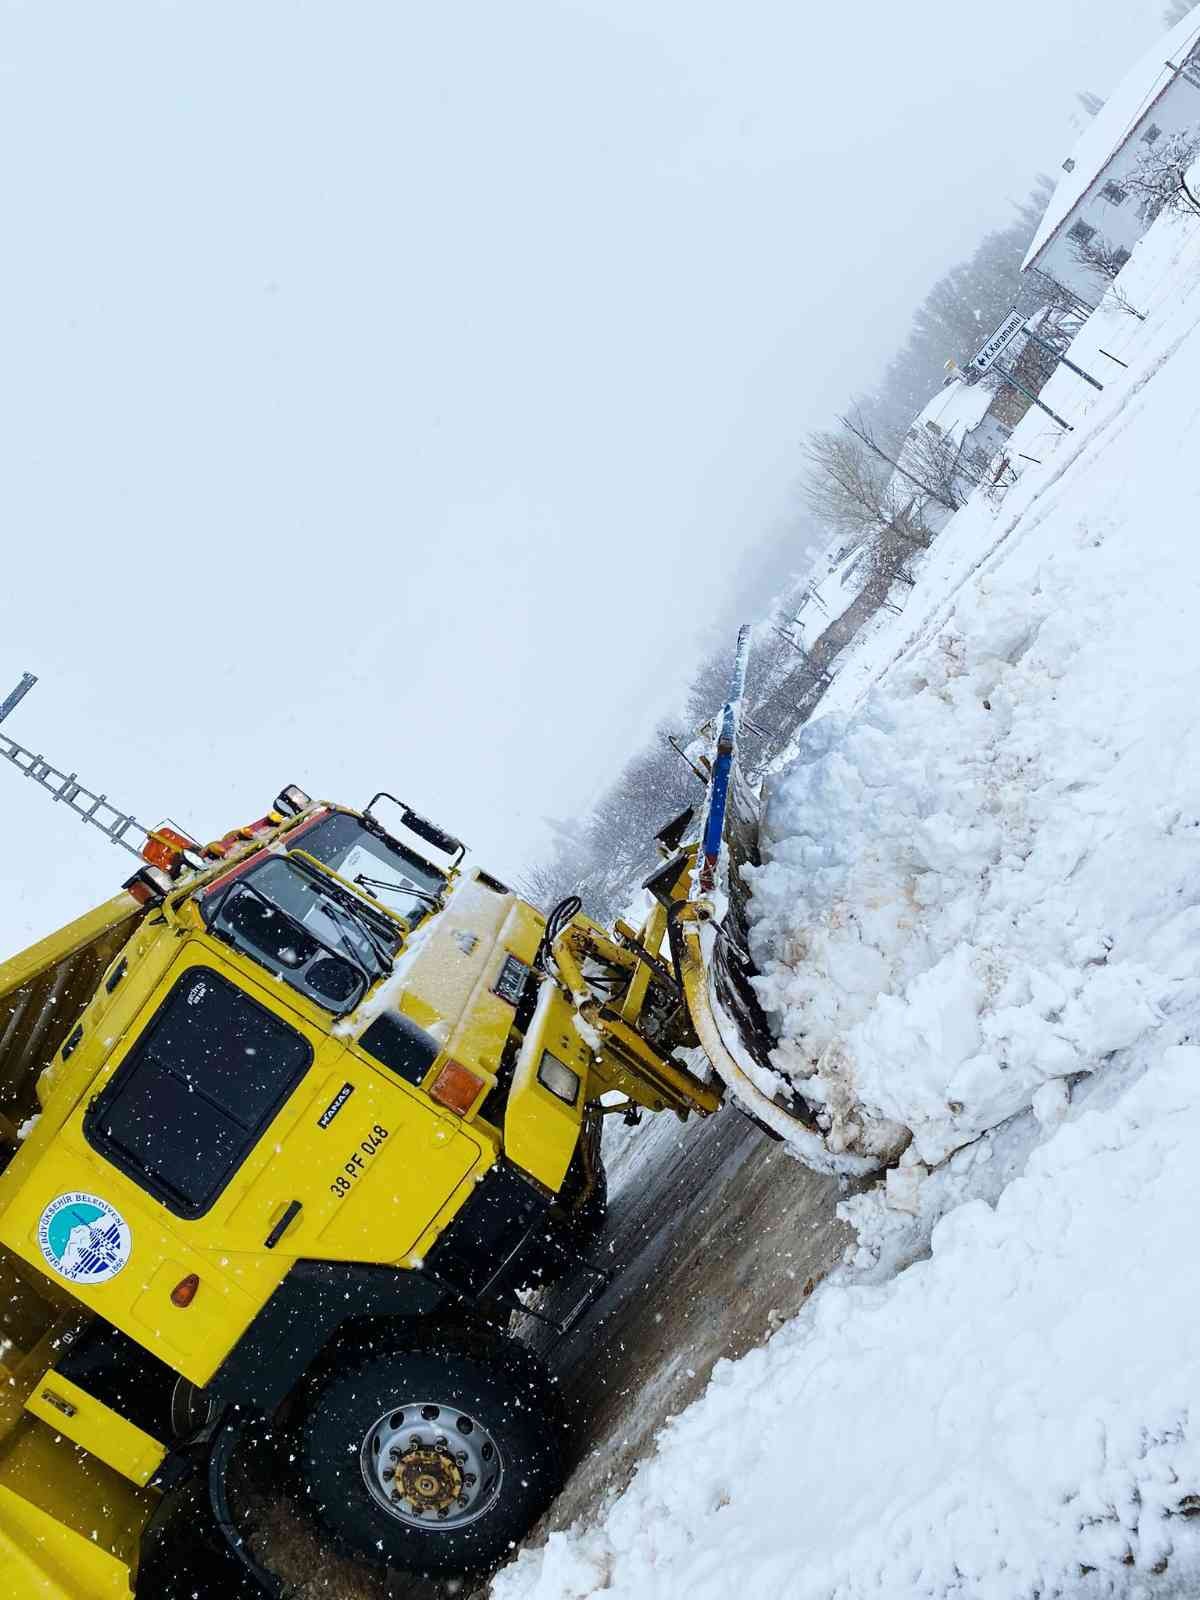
[363,792,466,867]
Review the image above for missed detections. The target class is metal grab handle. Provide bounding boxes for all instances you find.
[264,1200,303,1249]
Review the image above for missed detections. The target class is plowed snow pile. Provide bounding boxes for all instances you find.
[491,202,1200,1597]
[749,505,1175,1168]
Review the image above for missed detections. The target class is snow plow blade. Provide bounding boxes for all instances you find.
[668,628,807,1141]
[668,628,864,1163]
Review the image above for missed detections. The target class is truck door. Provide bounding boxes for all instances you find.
[0,948,484,1387]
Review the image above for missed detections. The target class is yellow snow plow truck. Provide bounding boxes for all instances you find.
[0,639,791,1598]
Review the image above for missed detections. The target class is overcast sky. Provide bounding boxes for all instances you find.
[0,0,1170,952]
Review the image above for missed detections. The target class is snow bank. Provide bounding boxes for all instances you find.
[746,200,1200,1172]
[494,1043,1200,1600]
[492,184,1200,1600]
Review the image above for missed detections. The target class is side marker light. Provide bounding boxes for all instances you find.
[429,1059,484,1116]
[170,1273,200,1308]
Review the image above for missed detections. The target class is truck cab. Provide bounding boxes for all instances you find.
[0,785,714,1595]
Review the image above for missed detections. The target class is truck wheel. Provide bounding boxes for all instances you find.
[294,1332,563,1575]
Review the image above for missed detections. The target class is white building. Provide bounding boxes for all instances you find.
[908,376,1009,465]
[884,374,1010,529]
[1022,13,1200,305]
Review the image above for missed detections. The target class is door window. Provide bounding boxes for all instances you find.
[85,967,312,1218]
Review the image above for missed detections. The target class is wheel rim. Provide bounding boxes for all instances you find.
[359,1400,504,1531]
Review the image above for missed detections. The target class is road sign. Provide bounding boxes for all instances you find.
[970,309,1026,373]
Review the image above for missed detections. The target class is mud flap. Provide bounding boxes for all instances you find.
[135,1422,281,1600]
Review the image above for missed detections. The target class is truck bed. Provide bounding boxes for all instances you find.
[0,895,143,1138]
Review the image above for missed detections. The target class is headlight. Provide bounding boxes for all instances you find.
[537,1051,581,1105]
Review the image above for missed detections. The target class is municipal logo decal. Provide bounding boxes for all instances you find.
[37,1192,132,1285]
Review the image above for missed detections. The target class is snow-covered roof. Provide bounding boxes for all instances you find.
[880,378,999,522]
[909,377,995,446]
[1022,12,1200,271]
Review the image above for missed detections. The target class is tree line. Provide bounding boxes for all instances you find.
[522,178,1066,920]
[523,56,1200,918]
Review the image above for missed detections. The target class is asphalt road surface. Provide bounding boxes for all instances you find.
[511,1101,853,1548]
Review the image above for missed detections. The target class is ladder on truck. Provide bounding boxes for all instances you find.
[0,672,154,861]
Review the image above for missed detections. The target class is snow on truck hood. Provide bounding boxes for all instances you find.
[336,874,512,1042]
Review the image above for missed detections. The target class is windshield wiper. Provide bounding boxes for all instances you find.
[283,852,399,972]
[354,872,441,909]
[320,897,392,978]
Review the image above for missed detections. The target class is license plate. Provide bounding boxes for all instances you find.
[493,954,531,1006]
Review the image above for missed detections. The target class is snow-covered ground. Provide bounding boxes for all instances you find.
[791,544,874,638]
[748,198,1200,1178]
[490,194,1200,1598]
[499,1047,1200,1600]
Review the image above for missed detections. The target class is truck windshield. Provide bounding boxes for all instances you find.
[204,856,399,1016]
[286,811,445,926]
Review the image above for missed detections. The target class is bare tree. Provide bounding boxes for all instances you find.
[799,428,898,543]
[686,644,740,726]
[863,526,919,593]
[839,406,964,514]
[1069,230,1133,284]
[1107,282,1149,321]
[1124,129,1200,222]
[901,416,987,505]
[1023,267,1095,325]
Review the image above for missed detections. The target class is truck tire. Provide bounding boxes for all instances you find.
[294,1330,563,1575]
